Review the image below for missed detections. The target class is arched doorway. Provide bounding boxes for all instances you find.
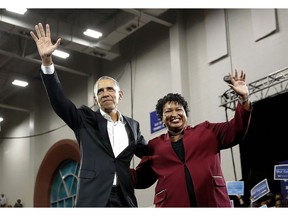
[34,139,80,207]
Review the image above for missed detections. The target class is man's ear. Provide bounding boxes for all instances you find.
[119,90,124,100]
[93,95,98,105]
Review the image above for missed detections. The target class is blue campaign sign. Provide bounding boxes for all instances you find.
[279,161,288,201]
[226,181,244,195]
[250,178,270,202]
[274,164,288,180]
[150,110,165,134]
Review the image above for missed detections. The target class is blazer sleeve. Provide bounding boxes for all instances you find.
[208,102,252,149]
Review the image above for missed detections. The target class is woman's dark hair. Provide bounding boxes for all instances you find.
[155,93,190,120]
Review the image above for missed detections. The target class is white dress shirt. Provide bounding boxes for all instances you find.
[100,109,129,185]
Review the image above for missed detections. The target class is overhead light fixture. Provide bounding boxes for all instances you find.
[223,75,232,84]
[6,8,27,15]
[83,29,103,39]
[12,79,28,87]
[52,50,70,59]
[0,117,2,132]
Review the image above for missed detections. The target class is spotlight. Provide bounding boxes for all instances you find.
[223,75,232,84]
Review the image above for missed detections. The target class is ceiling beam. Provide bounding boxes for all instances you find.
[122,9,173,27]
[0,49,90,77]
[0,103,30,113]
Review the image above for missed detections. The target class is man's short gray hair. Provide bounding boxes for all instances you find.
[94,76,120,95]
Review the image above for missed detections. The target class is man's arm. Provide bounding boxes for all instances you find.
[131,156,158,189]
[31,23,79,130]
[40,71,80,130]
[134,121,149,158]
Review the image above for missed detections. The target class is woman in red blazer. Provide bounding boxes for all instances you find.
[132,70,252,207]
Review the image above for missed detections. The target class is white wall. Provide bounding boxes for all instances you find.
[1,9,288,207]
[0,70,88,207]
[0,110,31,206]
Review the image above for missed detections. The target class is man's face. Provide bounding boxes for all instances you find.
[162,101,187,134]
[94,79,123,113]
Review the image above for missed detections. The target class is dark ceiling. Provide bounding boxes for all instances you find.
[0,8,173,126]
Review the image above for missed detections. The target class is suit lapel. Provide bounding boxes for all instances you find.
[123,116,135,146]
[95,111,136,158]
[95,110,114,156]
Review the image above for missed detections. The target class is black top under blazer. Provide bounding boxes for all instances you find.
[41,71,147,207]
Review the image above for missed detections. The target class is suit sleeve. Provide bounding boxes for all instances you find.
[131,155,158,189]
[40,70,80,130]
[134,121,149,158]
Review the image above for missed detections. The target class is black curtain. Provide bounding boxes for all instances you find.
[240,91,288,202]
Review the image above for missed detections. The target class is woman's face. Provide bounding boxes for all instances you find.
[162,101,187,134]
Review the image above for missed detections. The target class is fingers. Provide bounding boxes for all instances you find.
[228,72,233,81]
[30,23,61,46]
[230,69,246,82]
[56,38,61,46]
[30,23,43,41]
[239,70,246,81]
[39,23,46,38]
[30,23,48,40]
[35,23,41,38]
[46,24,50,39]
[242,71,246,81]
[54,38,62,49]
[30,31,38,42]
[234,69,239,80]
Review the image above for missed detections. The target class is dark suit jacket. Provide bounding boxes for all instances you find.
[132,103,252,207]
[41,71,147,207]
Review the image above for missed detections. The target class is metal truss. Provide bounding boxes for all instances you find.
[220,66,288,111]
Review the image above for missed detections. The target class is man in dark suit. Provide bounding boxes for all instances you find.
[30,23,147,207]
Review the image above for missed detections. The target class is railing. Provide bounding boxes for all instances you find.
[220,67,288,111]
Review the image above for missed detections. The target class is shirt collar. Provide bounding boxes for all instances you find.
[99,108,124,123]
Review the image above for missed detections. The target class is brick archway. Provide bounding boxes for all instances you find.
[34,139,80,207]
